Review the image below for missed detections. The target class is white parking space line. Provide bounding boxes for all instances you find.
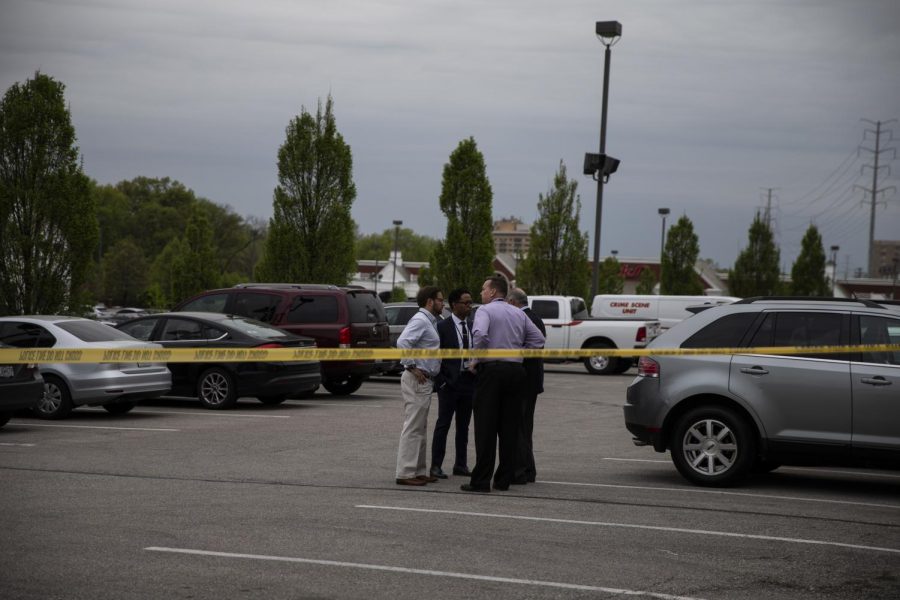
[81,408,290,419]
[0,442,36,447]
[144,546,708,600]
[603,458,669,463]
[291,402,384,408]
[542,480,900,510]
[4,423,179,432]
[357,506,900,555]
[602,457,900,479]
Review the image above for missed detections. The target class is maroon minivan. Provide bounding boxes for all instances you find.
[175,284,390,396]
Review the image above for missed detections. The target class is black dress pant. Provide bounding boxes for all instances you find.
[431,383,473,470]
[514,386,538,482]
[470,361,526,489]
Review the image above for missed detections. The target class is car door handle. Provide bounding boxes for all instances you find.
[740,367,769,375]
[860,376,892,386]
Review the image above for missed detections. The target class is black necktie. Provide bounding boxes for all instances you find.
[460,321,469,368]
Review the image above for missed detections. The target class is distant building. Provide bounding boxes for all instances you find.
[492,217,530,257]
[871,240,900,279]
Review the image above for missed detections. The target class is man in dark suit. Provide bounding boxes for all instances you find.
[430,288,475,479]
[508,287,546,484]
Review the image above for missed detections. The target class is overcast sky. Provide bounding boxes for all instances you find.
[3,0,899,275]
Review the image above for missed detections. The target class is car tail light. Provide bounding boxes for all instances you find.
[339,327,351,348]
[635,326,647,343]
[256,343,284,349]
[637,356,659,378]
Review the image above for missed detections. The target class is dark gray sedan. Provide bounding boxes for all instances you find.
[117,312,321,409]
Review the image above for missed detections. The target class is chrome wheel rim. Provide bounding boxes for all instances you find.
[200,372,229,406]
[682,418,738,476]
[589,355,610,370]
[39,382,62,414]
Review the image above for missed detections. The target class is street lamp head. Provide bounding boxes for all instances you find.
[830,245,840,252]
[595,21,622,47]
[658,208,670,217]
[393,220,403,227]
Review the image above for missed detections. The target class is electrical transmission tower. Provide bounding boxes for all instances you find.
[856,119,897,276]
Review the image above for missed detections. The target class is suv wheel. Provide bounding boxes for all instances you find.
[582,342,618,375]
[197,367,238,409]
[322,376,364,396]
[670,405,756,487]
[35,375,74,419]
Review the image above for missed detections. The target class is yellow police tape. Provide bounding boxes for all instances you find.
[0,344,898,364]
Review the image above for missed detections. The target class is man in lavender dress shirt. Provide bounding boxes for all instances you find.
[460,276,545,493]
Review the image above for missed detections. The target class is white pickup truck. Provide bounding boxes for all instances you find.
[527,295,661,375]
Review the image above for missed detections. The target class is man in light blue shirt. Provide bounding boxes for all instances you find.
[395,286,443,486]
[461,276,545,493]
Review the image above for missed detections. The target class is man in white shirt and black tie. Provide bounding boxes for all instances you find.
[430,288,475,479]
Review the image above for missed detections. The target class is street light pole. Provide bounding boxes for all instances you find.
[589,21,622,300]
[830,245,839,296]
[391,220,403,297]
[658,208,670,294]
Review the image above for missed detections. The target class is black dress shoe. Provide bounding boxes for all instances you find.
[452,466,471,476]
[430,467,448,479]
[511,479,528,485]
[492,482,510,491]
[460,484,490,493]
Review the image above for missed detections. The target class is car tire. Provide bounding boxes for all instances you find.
[35,375,74,420]
[0,411,10,428]
[197,367,238,409]
[582,342,619,375]
[257,395,287,405]
[322,376,364,396]
[670,405,756,487]
[103,402,136,415]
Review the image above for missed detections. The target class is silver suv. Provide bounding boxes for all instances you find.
[625,297,900,486]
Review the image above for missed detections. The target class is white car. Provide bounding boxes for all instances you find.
[0,316,171,419]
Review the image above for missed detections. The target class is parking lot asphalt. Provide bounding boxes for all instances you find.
[1,364,899,599]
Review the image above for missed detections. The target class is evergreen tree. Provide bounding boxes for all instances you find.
[729,213,781,297]
[0,72,97,313]
[790,224,829,296]
[597,257,624,294]
[256,96,356,284]
[173,205,220,301]
[517,161,589,299]
[636,267,657,294]
[431,138,495,293]
[661,215,704,295]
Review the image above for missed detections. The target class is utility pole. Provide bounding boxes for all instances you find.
[856,119,897,276]
[762,188,777,230]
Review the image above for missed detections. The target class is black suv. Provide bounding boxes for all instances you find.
[175,284,390,396]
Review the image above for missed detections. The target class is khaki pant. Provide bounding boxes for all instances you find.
[395,370,433,479]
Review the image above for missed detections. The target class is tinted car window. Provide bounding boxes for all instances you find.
[386,306,418,326]
[287,295,339,324]
[0,322,56,348]
[749,311,843,359]
[180,293,229,313]
[858,315,900,365]
[347,292,386,324]
[681,312,758,348]
[225,317,292,340]
[531,300,559,320]
[571,298,589,320]
[57,320,140,342]
[118,318,160,341]
[161,318,205,341]
[233,293,281,323]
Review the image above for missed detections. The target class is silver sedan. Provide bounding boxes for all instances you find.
[0,316,171,419]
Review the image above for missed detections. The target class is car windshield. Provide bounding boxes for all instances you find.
[56,320,142,342]
[224,316,292,340]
